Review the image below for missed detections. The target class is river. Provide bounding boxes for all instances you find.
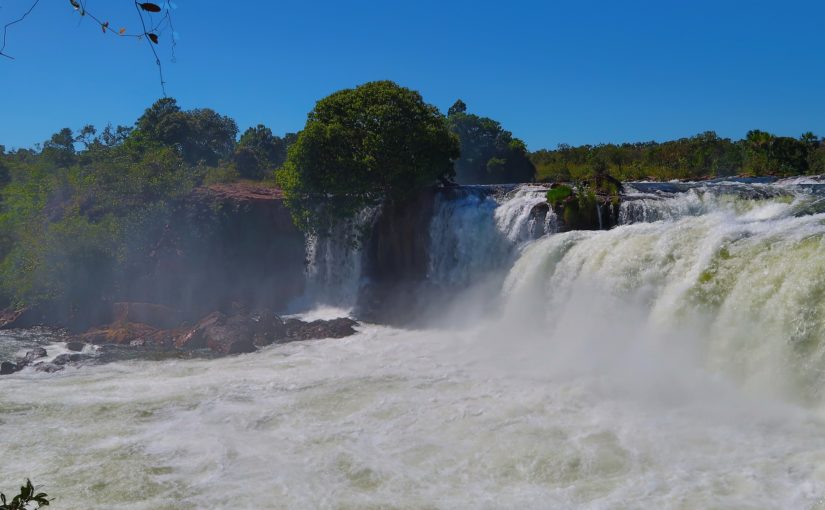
[3,178,825,509]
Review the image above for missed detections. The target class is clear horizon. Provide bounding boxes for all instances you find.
[1,0,824,151]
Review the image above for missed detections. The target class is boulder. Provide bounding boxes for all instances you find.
[250,311,288,347]
[175,311,296,354]
[66,341,86,352]
[71,310,357,359]
[52,353,83,365]
[175,312,258,354]
[112,302,181,329]
[76,322,171,347]
[34,362,63,373]
[21,347,47,364]
[0,361,18,375]
[284,317,358,341]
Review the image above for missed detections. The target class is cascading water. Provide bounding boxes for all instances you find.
[427,185,557,288]
[302,185,557,308]
[618,179,808,224]
[4,180,825,509]
[299,207,379,310]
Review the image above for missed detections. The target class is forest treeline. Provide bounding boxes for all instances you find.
[532,130,825,182]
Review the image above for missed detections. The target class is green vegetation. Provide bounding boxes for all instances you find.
[545,160,622,231]
[0,98,289,312]
[561,186,600,230]
[447,100,535,184]
[233,126,296,180]
[532,130,825,182]
[277,80,459,235]
[545,185,573,207]
[2,81,824,314]
[1,479,50,509]
[132,97,238,166]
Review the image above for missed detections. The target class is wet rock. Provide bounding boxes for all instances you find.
[9,347,50,372]
[174,312,224,350]
[251,311,288,347]
[175,312,257,355]
[0,307,38,330]
[528,202,552,237]
[66,341,86,352]
[358,188,436,324]
[0,361,18,375]
[76,322,170,347]
[34,362,63,373]
[284,317,358,341]
[52,353,84,366]
[177,312,357,352]
[22,347,48,363]
[112,302,182,329]
[0,307,24,329]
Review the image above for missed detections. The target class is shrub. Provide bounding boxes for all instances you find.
[546,185,573,207]
[0,479,50,509]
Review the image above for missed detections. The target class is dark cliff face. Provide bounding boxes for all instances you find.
[123,183,306,322]
[357,189,437,324]
[4,183,307,332]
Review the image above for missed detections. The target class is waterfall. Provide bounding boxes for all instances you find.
[7,178,825,509]
[302,184,559,310]
[618,181,798,224]
[427,185,557,288]
[301,207,378,309]
[502,179,825,403]
[296,178,825,403]
[494,185,558,243]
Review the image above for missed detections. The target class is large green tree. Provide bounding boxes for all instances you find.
[277,80,459,234]
[447,100,535,184]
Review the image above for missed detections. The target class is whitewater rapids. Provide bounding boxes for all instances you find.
[3,180,825,509]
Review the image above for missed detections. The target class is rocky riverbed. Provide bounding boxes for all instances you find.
[0,302,359,376]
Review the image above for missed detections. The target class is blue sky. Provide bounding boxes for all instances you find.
[1,0,824,150]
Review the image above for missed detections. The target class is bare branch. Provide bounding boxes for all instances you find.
[133,0,167,96]
[0,0,42,60]
[1,0,174,95]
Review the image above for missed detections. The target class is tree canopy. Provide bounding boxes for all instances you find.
[133,98,238,166]
[277,80,459,234]
[447,100,535,184]
[233,125,296,180]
